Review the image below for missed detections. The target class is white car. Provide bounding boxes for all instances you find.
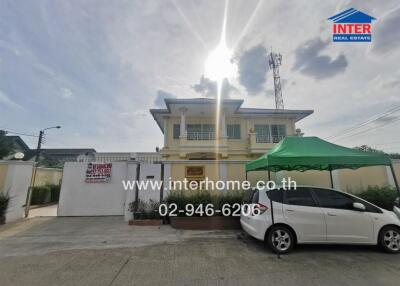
[394,197,400,220]
[241,186,400,254]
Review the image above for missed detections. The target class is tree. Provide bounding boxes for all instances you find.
[0,131,14,159]
[354,145,400,159]
[38,156,62,168]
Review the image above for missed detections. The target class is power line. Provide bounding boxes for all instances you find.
[374,140,400,147]
[326,104,400,141]
[1,129,38,137]
[334,116,400,142]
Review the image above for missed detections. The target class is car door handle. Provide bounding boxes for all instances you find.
[327,213,337,216]
[286,209,295,212]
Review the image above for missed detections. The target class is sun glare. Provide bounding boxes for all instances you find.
[204,39,236,84]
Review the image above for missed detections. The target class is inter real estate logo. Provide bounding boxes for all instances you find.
[328,8,376,42]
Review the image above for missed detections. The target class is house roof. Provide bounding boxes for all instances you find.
[150,98,314,133]
[39,149,97,155]
[24,148,96,160]
[4,136,30,151]
[328,8,376,23]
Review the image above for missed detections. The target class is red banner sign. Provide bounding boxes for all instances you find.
[85,163,112,183]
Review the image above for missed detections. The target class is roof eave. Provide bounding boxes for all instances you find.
[150,108,169,134]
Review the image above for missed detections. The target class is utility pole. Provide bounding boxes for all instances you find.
[25,126,60,217]
[269,49,284,110]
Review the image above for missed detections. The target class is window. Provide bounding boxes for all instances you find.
[227,124,241,139]
[187,124,202,133]
[312,188,382,212]
[284,188,316,207]
[243,189,257,204]
[354,198,382,213]
[266,189,283,203]
[187,124,215,140]
[251,190,259,203]
[255,124,270,143]
[173,124,180,139]
[271,125,286,142]
[312,188,354,210]
[202,124,215,133]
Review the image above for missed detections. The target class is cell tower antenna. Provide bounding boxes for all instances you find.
[269,48,284,109]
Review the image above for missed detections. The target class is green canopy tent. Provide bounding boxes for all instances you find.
[245,136,399,193]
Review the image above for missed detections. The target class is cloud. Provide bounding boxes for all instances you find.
[154,89,176,107]
[293,37,348,80]
[238,45,268,94]
[0,90,23,109]
[372,7,400,55]
[60,87,74,99]
[192,76,236,98]
[366,73,400,103]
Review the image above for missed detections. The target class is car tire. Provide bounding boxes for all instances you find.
[267,225,294,254]
[379,226,400,254]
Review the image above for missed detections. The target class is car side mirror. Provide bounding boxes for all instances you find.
[353,202,366,211]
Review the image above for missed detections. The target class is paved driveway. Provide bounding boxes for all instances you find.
[1,217,400,286]
[28,204,58,218]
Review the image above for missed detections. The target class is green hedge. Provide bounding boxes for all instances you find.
[129,199,161,219]
[0,193,10,218]
[166,190,244,217]
[356,186,398,211]
[31,184,60,205]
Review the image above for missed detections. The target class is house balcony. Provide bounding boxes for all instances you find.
[187,131,215,141]
[179,132,228,159]
[248,133,286,154]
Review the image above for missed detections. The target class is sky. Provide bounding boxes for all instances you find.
[0,0,399,153]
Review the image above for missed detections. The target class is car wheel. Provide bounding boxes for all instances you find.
[379,226,400,254]
[267,225,294,254]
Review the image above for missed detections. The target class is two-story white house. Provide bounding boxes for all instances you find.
[150,98,313,184]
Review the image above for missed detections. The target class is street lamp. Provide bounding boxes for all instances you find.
[33,126,61,162]
[25,125,61,217]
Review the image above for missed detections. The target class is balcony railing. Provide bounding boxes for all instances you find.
[256,134,285,143]
[187,131,215,140]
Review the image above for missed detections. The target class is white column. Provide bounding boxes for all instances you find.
[332,169,341,189]
[219,162,227,194]
[275,171,284,184]
[386,165,396,188]
[221,110,227,138]
[163,163,172,198]
[124,162,137,221]
[163,116,168,147]
[179,108,186,137]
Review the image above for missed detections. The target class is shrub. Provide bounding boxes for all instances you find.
[166,190,245,217]
[31,184,60,205]
[48,185,61,202]
[0,192,10,218]
[31,185,51,205]
[129,199,161,219]
[356,186,398,211]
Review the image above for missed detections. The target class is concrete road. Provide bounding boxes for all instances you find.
[1,217,400,286]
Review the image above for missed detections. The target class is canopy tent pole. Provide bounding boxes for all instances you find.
[329,166,334,189]
[268,170,271,181]
[389,163,400,194]
[245,171,248,181]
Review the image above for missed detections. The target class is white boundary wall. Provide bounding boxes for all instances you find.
[58,162,163,220]
[58,162,133,216]
[0,161,34,223]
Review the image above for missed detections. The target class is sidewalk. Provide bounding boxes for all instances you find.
[0,217,239,257]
